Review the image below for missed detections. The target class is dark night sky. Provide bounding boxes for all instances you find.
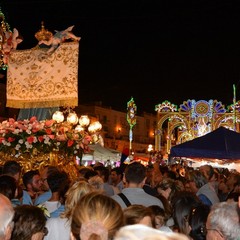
[2,0,240,114]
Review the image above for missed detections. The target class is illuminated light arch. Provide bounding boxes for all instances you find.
[155,99,239,152]
[177,131,193,144]
[155,103,189,151]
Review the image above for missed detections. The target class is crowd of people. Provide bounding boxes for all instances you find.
[0,159,239,240]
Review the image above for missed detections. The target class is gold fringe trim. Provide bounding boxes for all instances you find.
[6,98,78,109]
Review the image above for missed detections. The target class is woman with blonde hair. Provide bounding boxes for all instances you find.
[44,180,94,240]
[61,180,95,220]
[114,224,189,240]
[71,191,124,240]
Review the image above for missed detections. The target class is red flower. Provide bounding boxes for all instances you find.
[38,136,44,142]
[45,128,52,135]
[27,136,35,144]
[8,137,15,142]
[67,140,74,147]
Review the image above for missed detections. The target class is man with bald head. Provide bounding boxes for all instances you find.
[0,193,14,240]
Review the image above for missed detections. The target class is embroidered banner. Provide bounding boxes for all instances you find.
[6,42,79,108]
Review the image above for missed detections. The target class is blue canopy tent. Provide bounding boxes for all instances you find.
[170,127,240,163]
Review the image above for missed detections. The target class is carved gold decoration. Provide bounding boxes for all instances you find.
[35,22,53,42]
[0,151,79,181]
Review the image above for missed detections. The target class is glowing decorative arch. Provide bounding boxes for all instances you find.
[155,99,239,152]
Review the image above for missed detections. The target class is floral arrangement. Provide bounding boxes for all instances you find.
[0,116,92,157]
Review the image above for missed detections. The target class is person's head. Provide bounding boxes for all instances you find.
[94,165,110,183]
[0,175,17,200]
[83,169,98,180]
[39,165,60,191]
[0,193,14,240]
[226,172,240,190]
[187,170,208,193]
[124,162,146,186]
[189,204,210,240]
[148,205,166,229]
[88,175,104,191]
[171,191,201,235]
[123,204,154,227]
[47,170,70,202]
[78,166,94,179]
[199,165,215,182]
[206,202,240,240]
[110,167,123,185]
[11,205,47,240]
[227,191,240,202]
[22,170,42,193]
[156,178,177,200]
[2,161,22,183]
[114,224,189,240]
[61,180,94,220]
[71,191,124,240]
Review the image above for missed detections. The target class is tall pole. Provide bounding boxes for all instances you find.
[127,97,137,160]
[233,84,236,131]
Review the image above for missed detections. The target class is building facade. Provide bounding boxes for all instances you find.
[75,102,156,155]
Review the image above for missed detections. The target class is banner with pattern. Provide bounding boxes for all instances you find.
[6,42,79,108]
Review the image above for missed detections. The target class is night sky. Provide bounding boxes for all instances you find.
[2,0,240,114]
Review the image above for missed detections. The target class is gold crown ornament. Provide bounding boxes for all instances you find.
[35,21,53,42]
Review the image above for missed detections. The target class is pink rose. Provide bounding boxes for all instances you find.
[29,116,37,123]
[8,118,15,125]
[48,134,55,140]
[56,134,67,141]
[45,119,55,127]
[32,123,42,133]
[82,135,92,145]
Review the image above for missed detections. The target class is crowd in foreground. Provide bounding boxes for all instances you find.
[0,159,239,240]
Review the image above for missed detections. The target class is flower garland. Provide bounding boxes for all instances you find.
[0,116,92,157]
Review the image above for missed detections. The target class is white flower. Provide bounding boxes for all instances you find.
[25,142,33,149]
[44,135,50,141]
[13,129,20,134]
[26,129,31,134]
[15,144,21,150]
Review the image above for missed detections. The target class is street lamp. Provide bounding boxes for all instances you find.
[52,109,102,141]
[52,109,102,166]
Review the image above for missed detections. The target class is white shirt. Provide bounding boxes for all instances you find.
[44,217,70,240]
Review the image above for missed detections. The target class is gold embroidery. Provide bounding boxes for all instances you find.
[6,42,79,108]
